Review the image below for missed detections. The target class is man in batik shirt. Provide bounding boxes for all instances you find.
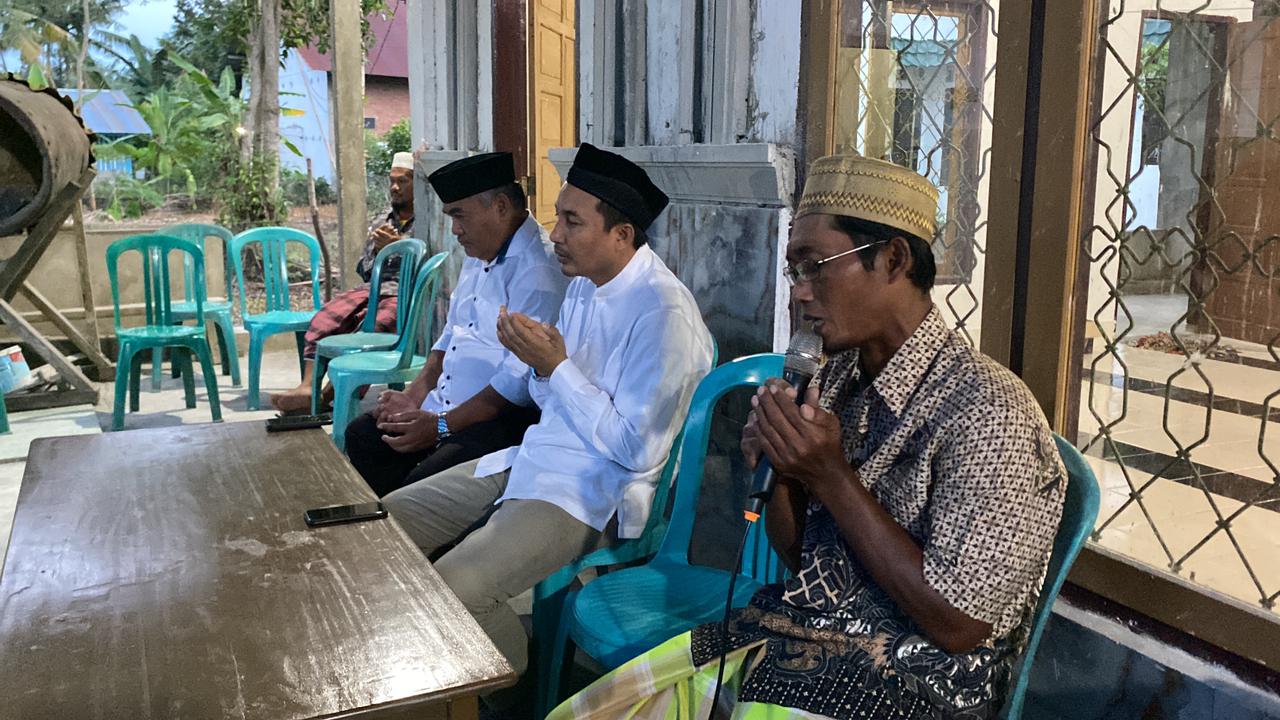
[551,156,1067,719]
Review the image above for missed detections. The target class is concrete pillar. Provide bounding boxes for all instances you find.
[330,0,366,290]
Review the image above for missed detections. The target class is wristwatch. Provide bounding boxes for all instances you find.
[436,412,452,444]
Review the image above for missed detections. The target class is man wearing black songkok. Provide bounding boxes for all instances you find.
[384,144,715,698]
[344,152,568,496]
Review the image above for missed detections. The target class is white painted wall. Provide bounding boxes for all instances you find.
[278,49,335,182]
[748,0,801,146]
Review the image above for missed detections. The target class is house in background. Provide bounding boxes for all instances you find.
[298,0,411,134]
[277,0,411,184]
[57,89,149,177]
[279,49,335,183]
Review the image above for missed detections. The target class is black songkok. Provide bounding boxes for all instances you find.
[566,143,669,230]
[428,152,517,203]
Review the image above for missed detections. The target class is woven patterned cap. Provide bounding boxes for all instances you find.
[797,155,940,241]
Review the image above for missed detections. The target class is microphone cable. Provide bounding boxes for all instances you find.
[708,510,758,717]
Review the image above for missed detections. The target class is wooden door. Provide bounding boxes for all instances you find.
[529,0,576,227]
[1198,16,1280,344]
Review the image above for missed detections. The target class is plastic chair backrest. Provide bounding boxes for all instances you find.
[228,227,324,318]
[653,353,784,574]
[164,223,234,303]
[1002,434,1101,719]
[619,338,722,557]
[390,252,449,368]
[364,238,427,334]
[106,234,206,331]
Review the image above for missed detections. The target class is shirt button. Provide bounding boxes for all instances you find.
[451,346,456,351]
[446,375,451,380]
[468,323,473,328]
[446,400,452,405]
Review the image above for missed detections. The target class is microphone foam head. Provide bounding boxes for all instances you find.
[783,327,823,379]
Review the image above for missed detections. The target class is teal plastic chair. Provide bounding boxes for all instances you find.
[535,353,786,715]
[310,240,429,415]
[1000,435,1100,719]
[0,393,9,434]
[326,252,448,450]
[229,227,324,410]
[106,234,222,431]
[162,223,241,388]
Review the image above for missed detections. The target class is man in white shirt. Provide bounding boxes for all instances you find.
[344,152,568,497]
[384,144,714,681]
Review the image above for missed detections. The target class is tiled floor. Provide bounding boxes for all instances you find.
[1081,294,1280,612]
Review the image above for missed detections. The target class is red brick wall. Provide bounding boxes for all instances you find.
[363,76,410,134]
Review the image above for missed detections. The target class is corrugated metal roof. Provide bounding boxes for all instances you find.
[299,0,409,79]
[56,89,150,136]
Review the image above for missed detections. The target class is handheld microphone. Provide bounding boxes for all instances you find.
[744,327,823,521]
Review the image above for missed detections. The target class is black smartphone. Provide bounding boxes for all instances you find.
[303,502,388,528]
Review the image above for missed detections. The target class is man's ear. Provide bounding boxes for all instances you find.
[492,191,510,216]
[612,221,636,248]
[884,235,914,283]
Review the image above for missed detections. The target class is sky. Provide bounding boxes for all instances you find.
[116,0,178,48]
[0,1,177,79]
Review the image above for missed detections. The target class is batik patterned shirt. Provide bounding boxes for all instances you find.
[692,307,1067,719]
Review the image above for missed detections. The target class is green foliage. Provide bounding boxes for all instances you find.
[95,32,177,102]
[165,0,249,88]
[92,61,241,211]
[1138,38,1169,115]
[98,174,165,220]
[218,154,288,231]
[281,167,335,206]
[0,0,126,86]
[364,117,412,178]
[277,0,390,55]
[164,0,390,78]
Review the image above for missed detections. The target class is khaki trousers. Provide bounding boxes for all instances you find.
[383,458,603,675]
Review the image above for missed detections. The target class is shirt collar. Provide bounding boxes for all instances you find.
[867,306,949,417]
[594,244,653,298]
[485,212,537,268]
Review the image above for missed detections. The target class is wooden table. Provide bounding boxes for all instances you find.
[0,422,515,720]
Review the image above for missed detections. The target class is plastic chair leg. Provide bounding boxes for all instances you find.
[213,321,230,376]
[330,376,358,452]
[179,348,197,409]
[536,590,577,718]
[129,351,143,413]
[295,332,306,377]
[0,391,8,434]
[311,355,330,416]
[212,310,241,387]
[112,342,135,431]
[247,330,264,411]
[150,347,163,391]
[193,340,223,423]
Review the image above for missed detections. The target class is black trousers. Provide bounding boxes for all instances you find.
[344,405,541,497]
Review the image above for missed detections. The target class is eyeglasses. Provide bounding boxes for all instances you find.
[783,240,886,286]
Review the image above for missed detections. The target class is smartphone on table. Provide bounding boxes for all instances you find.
[303,502,388,528]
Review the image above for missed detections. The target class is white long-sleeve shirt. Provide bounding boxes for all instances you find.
[422,213,568,415]
[482,244,714,538]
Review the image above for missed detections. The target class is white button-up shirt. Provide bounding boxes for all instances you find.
[483,245,714,538]
[423,213,568,415]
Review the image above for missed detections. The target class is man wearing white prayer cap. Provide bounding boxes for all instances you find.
[270,151,419,412]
